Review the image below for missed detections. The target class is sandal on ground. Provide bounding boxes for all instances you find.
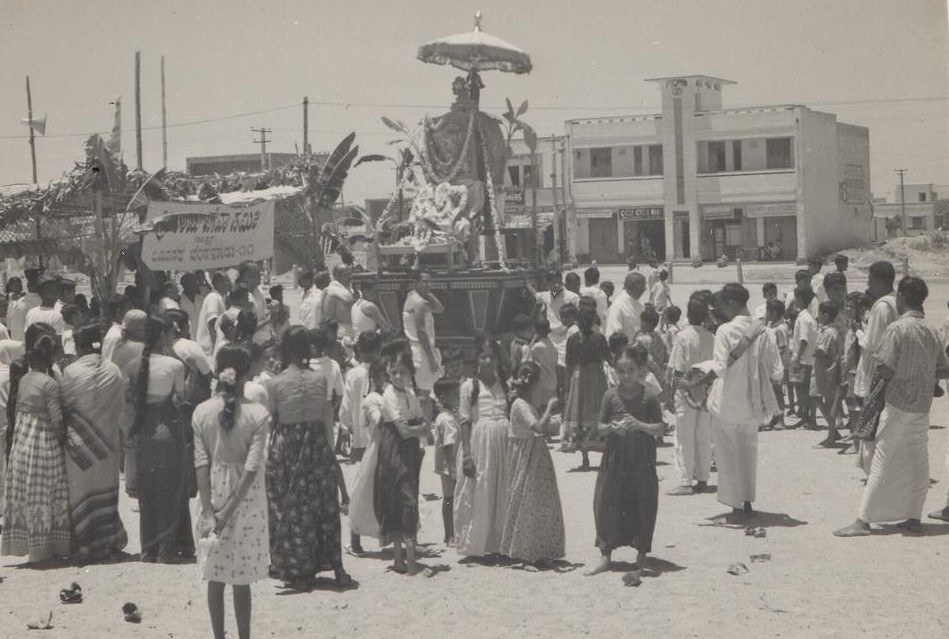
[122,602,142,624]
[59,582,82,604]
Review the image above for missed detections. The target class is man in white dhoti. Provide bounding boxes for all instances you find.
[403,270,444,425]
[835,276,949,536]
[700,284,783,518]
[850,262,899,467]
[667,298,715,496]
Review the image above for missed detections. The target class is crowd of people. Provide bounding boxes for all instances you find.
[0,256,947,639]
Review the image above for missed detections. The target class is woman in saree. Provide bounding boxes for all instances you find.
[61,324,128,561]
[126,315,194,563]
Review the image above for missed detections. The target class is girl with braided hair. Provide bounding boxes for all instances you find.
[1,333,69,564]
[193,344,270,639]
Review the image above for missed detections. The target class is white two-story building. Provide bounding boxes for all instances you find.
[565,75,872,263]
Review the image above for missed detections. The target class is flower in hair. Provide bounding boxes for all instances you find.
[91,342,101,350]
[218,368,237,386]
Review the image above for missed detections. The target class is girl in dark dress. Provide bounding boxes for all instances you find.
[585,344,666,577]
[373,350,427,575]
[564,306,609,470]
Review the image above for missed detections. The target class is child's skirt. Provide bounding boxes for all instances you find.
[564,362,608,452]
[197,463,269,585]
[349,438,385,540]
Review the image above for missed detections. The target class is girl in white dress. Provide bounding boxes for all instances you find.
[454,336,511,558]
[347,360,388,550]
[193,344,271,639]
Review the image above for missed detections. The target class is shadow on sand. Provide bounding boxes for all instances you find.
[700,510,809,529]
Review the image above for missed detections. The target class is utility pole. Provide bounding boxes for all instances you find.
[549,136,561,265]
[135,51,143,170]
[252,127,272,171]
[896,168,908,235]
[302,97,310,157]
[25,76,37,183]
[161,55,167,169]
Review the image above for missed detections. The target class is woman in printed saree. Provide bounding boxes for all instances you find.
[61,324,128,561]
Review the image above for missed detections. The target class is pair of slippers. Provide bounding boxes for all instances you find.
[57,584,141,624]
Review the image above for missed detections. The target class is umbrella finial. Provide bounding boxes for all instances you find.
[474,10,483,31]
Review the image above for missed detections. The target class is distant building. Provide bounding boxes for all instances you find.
[186,152,304,176]
[872,183,943,238]
[564,75,872,263]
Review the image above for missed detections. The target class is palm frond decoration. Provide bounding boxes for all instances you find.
[308,132,358,208]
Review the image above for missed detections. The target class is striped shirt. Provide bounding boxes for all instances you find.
[875,311,949,414]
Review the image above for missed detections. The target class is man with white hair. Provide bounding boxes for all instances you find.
[605,271,646,341]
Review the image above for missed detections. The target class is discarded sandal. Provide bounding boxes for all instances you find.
[59,583,82,604]
[122,602,142,624]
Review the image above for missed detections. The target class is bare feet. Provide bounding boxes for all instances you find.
[928,508,949,522]
[833,520,872,537]
[584,555,611,576]
[694,481,708,493]
[666,485,695,496]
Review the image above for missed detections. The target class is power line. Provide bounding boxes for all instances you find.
[0,94,946,141]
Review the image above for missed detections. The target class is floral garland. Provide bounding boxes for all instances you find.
[478,123,507,270]
[418,108,477,184]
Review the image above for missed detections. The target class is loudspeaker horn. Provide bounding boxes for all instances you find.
[20,114,46,136]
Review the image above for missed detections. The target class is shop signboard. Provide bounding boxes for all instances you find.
[702,204,737,220]
[744,202,797,218]
[619,207,663,220]
[576,209,613,219]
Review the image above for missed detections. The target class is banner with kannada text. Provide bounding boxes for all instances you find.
[142,200,274,270]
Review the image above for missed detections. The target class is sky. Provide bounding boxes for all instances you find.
[1,0,947,202]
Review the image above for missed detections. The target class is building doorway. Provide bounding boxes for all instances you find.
[763,215,797,260]
[623,219,666,261]
[589,217,623,263]
[673,212,690,259]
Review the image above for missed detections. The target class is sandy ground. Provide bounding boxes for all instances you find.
[2,273,949,639]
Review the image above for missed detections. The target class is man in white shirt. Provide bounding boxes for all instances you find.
[236,261,271,345]
[580,267,608,330]
[155,281,181,314]
[195,272,231,357]
[605,271,646,341]
[309,271,332,332]
[338,331,382,462]
[178,273,206,339]
[296,268,318,330]
[809,258,827,304]
[6,269,42,341]
[322,264,356,341]
[25,275,66,335]
[698,283,782,519]
[668,298,716,496]
[101,297,127,363]
[525,270,580,380]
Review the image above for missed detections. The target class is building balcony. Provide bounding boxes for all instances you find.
[696,169,796,203]
[570,176,664,207]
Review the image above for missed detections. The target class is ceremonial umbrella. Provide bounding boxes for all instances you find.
[417,11,532,77]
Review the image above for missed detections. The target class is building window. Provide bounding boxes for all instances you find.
[766,138,793,170]
[919,193,927,202]
[732,141,742,171]
[590,147,612,178]
[648,145,663,176]
[523,165,536,188]
[708,141,727,172]
[507,166,521,188]
[910,216,926,229]
[633,146,643,176]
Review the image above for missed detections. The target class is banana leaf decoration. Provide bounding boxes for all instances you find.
[308,131,359,208]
